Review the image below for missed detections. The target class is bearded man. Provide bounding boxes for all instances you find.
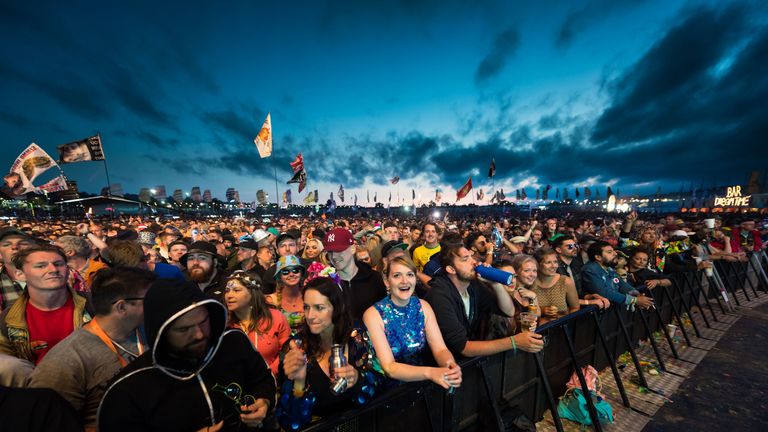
[180,242,227,300]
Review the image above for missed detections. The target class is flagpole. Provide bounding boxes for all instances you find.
[97,134,113,198]
[273,159,280,218]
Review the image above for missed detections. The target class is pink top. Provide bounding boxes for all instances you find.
[231,308,291,375]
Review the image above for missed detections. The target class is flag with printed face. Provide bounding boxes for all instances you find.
[286,189,292,204]
[456,177,472,201]
[253,113,272,158]
[4,143,60,197]
[57,135,105,164]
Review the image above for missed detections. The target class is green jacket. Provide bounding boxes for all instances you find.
[0,287,91,362]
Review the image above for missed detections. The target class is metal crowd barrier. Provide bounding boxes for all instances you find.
[301,265,757,432]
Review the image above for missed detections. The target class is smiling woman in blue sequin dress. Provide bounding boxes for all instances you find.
[363,256,462,389]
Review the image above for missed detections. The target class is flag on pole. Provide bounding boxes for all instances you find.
[456,177,473,201]
[607,186,614,198]
[287,153,307,193]
[304,191,314,204]
[374,192,378,202]
[575,188,581,198]
[314,190,318,202]
[488,158,496,178]
[3,143,60,197]
[556,188,560,199]
[476,189,485,200]
[37,175,68,193]
[543,184,551,200]
[521,188,527,200]
[412,189,415,200]
[516,189,520,200]
[285,189,292,204]
[388,191,391,202]
[435,189,442,202]
[535,189,540,200]
[354,194,358,206]
[57,135,105,164]
[338,184,345,203]
[290,153,304,173]
[253,113,272,158]
[367,190,370,203]
[390,176,400,184]
[584,187,591,198]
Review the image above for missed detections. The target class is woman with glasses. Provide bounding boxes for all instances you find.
[363,257,462,389]
[277,277,379,430]
[225,271,290,374]
[266,255,306,334]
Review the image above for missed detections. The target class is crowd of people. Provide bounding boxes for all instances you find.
[0,210,766,431]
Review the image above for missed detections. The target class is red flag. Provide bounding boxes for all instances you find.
[456,177,473,201]
[290,153,304,173]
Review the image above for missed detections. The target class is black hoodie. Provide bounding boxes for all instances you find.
[98,279,275,431]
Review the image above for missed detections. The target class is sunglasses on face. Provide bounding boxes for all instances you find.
[565,244,578,250]
[280,268,302,276]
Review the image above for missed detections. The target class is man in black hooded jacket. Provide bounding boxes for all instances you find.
[97,279,275,431]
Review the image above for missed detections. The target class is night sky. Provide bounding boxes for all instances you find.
[1,0,766,205]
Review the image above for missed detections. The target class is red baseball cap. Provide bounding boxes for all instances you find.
[324,228,355,252]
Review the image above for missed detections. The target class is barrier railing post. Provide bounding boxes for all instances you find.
[534,352,564,432]
[636,308,667,372]
[591,310,631,407]
[733,261,752,301]
[659,284,694,347]
[479,359,505,432]
[698,269,725,317]
[670,278,704,338]
[715,261,742,306]
[680,272,713,328]
[747,252,767,292]
[710,267,734,312]
[611,306,649,388]
[740,258,761,298]
[561,322,604,431]
[690,270,719,322]
[648,287,681,359]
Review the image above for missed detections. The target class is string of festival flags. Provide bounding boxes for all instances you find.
[4,112,624,205]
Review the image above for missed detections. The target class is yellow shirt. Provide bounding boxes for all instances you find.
[412,244,441,271]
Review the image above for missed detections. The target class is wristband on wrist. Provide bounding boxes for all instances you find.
[509,335,517,354]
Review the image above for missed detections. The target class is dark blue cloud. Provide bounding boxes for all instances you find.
[555,0,647,49]
[475,28,520,84]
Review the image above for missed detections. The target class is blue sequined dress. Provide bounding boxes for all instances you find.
[374,295,427,366]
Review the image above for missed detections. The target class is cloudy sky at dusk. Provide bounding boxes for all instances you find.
[1,0,766,205]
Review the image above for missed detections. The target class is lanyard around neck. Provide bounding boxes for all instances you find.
[85,317,143,368]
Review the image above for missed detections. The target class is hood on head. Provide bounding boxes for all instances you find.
[143,278,227,379]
